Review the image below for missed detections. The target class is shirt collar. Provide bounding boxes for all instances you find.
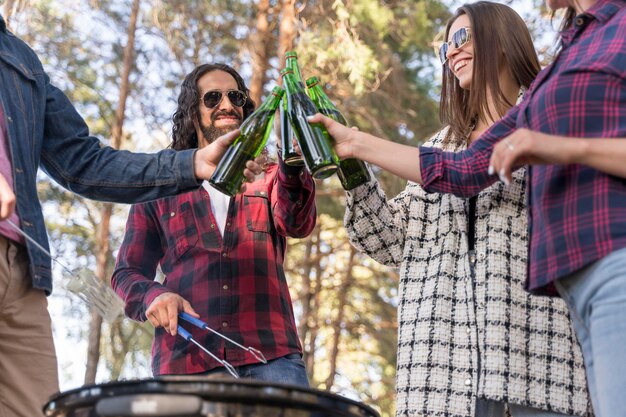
[560,0,623,46]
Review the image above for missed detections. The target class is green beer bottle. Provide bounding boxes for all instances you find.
[209,87,284,197]
[279,69,304,166]
[285,51,306,89]
[282,69,339,179]
[306,76,371,190]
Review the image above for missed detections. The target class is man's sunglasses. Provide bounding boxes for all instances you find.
[438,27,472,65]
[202,89,247,109]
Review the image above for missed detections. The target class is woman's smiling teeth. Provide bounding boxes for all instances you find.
[454,59,470,73]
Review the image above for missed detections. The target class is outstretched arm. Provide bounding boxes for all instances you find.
[307,114,423,183]
[42,76,261,203]
[490,129,626,183]
[309,109,517,198]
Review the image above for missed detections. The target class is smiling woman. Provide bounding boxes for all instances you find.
[308,1,592,416]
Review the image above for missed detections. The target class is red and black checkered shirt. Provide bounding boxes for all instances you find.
[112,161,316,375]
[420,0,626,295]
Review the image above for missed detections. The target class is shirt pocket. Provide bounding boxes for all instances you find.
[159,201,200,259]
[243,191,271,233]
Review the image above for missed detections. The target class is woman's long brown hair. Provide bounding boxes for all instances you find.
[439,1,540,148]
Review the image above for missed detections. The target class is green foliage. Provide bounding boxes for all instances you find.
[295,0,449,198]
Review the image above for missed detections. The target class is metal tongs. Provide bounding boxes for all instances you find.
[5,219,124,321]
[177,312,268,379]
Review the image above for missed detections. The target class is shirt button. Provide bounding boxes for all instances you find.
[226,222,231,228]
[464,378,471,386]
[222,284,229,290]
[222,252,228,258]
[210,224,215,229]
[259,191,266,196]
[170,211,175,217]
[222,321,228,328]
[466,327,471,334]
[575,17,585,26]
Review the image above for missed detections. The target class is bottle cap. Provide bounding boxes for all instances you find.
[306,76,320,88]
[271,86,285,97]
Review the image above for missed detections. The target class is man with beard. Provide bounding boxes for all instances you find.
[111,63,316,385]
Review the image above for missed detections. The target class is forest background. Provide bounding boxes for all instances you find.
[3,0,554,415]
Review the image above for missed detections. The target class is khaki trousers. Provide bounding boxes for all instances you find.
[0,236,58,417]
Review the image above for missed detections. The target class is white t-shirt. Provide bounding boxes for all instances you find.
[201,180,231,236]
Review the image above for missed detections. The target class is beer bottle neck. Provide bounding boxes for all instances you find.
[282,72,305,95]
[286,57,304,84]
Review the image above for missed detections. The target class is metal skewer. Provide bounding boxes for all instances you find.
[5,219,124,322]
[179,312,267,364]
[176,326,239,379]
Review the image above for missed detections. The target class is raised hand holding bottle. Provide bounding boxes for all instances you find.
[282,69,339,179]
[306,76,370,190]
[209,87,284,196]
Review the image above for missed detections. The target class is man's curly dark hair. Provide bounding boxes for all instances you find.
[170,63,256,151]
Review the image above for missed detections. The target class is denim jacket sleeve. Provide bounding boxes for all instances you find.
[40,74,200,203]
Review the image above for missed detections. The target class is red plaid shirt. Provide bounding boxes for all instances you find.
[112,161,316,375]
[420,0,626,295]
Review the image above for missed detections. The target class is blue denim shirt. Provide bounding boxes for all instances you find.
[0,17,200,294]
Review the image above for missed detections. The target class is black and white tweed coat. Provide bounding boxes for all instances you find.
[344,129,591,417]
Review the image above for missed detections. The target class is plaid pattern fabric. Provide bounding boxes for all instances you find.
[112,162,316,375]
[345,129,591,417]
[420,0,626,295]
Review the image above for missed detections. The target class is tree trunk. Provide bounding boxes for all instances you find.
[83,0,141,384]
[297,225,316,339]
[248,0,271,104]
[324,245,356,390]
[305,225,323,382]
[277,0,297,70]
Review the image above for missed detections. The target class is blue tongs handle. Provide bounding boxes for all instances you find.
[178,312,267,364]
[179,312,207,329]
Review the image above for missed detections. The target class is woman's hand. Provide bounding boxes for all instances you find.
[489,129,576,184]
[307,113,360,159]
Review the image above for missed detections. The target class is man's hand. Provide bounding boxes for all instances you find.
[145,292,199,336]
[0,173,16,220]
[192,129,265,189]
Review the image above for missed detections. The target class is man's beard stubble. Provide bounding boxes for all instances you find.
[200,109,242,144]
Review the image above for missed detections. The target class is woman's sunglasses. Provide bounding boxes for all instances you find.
[438,27,472,65]
[202,89,247,109]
